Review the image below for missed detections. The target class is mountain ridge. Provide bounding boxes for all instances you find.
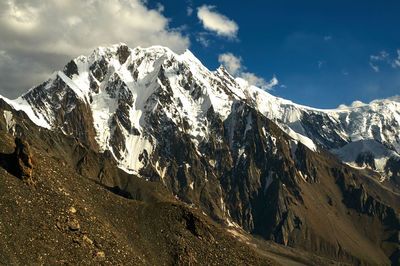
[2,43,399,184]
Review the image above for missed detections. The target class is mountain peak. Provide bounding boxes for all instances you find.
[10,44,253,173]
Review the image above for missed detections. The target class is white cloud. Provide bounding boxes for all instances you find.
[196,33,211,47]
[392,49,400,68]
[187,7,193,16]
[369,62,379,72]
[218,53,242,75]
[369,50,400,72]
[218,53,278,91]
[242,73,278,91]
[370,50,389,61]
[0,0,189,98]
[318,61,325,69]
[267,76,279,89]
[197,5,238,38]
[156,3,165,13]
[324,35,332,41]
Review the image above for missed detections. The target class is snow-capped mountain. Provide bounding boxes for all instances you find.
[1,43,399,264]
[2,44,251,174]
[2,43,399,182]
[246,88,400,180]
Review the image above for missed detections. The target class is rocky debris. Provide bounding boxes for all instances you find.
[94,251,106,261]
[67,218,80,231]
[68,206,77,214]
[13,137,35,185]
[83,235,94,245]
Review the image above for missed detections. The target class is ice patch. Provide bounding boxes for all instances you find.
[3,110,16,134]
[118,135,154,173]
[298,171,308,182]
[289,139,298,161]
[331,139,400,174]
[155,160,167,180]
[220,197,226,213]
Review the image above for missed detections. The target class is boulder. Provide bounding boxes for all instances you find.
[13,137,35,185]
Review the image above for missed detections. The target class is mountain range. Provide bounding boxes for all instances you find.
[0,43,399,265]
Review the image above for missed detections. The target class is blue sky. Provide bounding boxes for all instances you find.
[148,0,400,108]
[0,0,399,108]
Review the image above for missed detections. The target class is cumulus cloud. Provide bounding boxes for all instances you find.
[197,5,238,38]
[369,50,400,72]
[218,53,278,91]
[241,73,278,90]
[218,53,242,75]
[0,0,189,98]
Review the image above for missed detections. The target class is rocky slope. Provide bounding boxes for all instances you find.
[1,43,399,264]
[0,99,281,265]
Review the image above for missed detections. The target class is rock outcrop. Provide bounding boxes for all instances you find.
[13,137,35,185]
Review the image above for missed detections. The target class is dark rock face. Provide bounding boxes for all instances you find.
[117,44,131,65]
[90,58,108,83]
[300,112,348,149]
[89,74,99,94]
[22,75,98,152]
[385,157,400,187]
[63,60,79,78]
[355,151,376,169]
